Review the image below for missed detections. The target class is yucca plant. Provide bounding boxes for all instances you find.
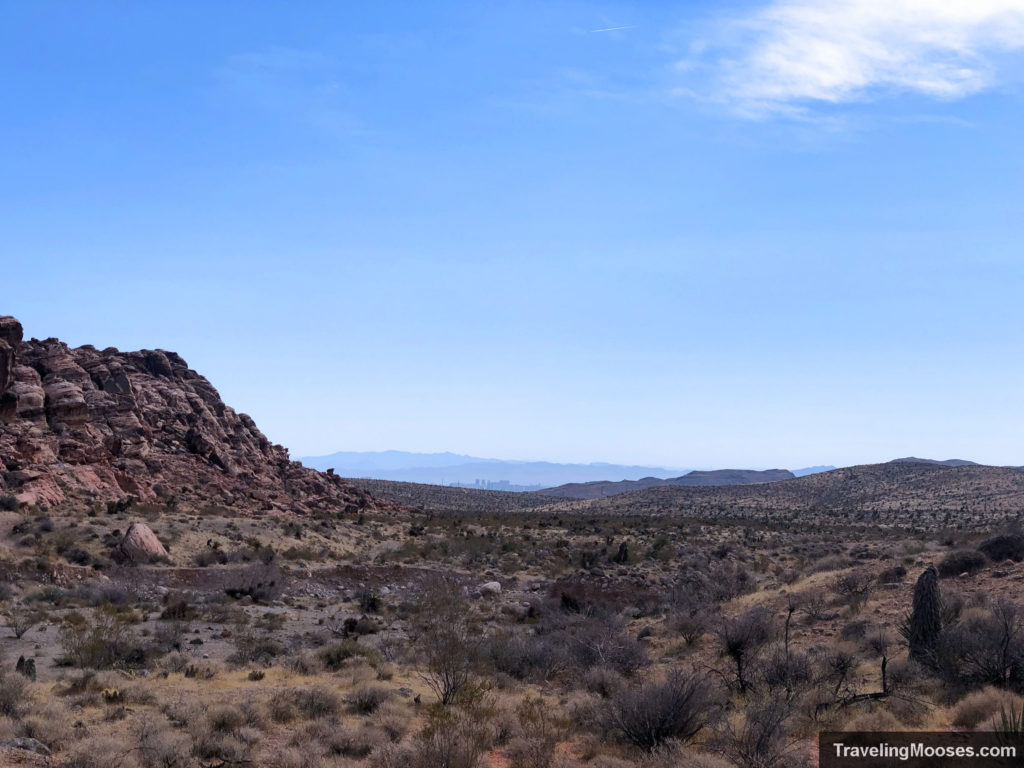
[996,703,1024,749]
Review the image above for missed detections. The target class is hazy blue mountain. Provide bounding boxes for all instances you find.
[297,450,686,488]
[299,450,498,473]
[792,465,836,476]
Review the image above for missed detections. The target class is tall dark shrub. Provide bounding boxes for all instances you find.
[909,566,941,665]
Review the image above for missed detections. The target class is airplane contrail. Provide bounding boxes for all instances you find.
[587,25,636,33]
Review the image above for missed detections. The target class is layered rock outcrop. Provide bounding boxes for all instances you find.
[0,316,382,515]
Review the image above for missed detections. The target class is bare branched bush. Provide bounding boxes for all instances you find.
[832,571,874,613]
[717,607,774,693]
[606,670,718,751]
[796,588,832,622]
[412,706,492,768]
[6,607,41,639]
[58,608,144,668]
[723,694,797,768]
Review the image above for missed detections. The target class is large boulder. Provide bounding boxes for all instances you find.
[479,581,502,598]
[114,522,169,564]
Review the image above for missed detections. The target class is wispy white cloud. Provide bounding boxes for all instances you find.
[686,0,1024,118]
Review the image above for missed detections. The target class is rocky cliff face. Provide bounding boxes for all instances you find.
[0,316,381,515]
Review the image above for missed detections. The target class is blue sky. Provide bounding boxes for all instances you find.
[3,1,1024,468]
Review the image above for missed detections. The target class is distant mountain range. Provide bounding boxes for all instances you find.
[297,450,836,491]
[539,469,796,500]
[297,450,689,489]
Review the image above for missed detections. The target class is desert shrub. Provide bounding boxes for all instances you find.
[942,589,966,626]
[0,495,19,511]
[66,733,142,768]
[952,687,1024,729]
[6,606,41,639]
[189,723,251,765]
[819,643,860,701]
[25,585,65,604]
[159,598,196,621]
[318,639,380,670]
[208,703,246,733]
[298,719,389,758]
[562,617,649,678]
[346,685,390,715]
[760,646,812,693]
[293,686,341,720]
[841,619,869,641]
[796,587,832,622]
[68,583,135,607]
[267,696,299,724]
[723,694,795,768]
[152,620,190,654]
[0,672,29,717]
[371,698,412,742]
[877,564,908,584]
[483,632,565,682]
[507,695,567,768]
[979,535,1024,563]
[58,607,144,668]
[135,717,192,768]
[809,554,852,574]
[411,706,491,768]
[586,758,634,768]
[584,666,626,698]
[286,650,324,676]
[832,570,874,612]
[939,600,1024,691]
[507,736,558,768]
[357,587,383,612]
[670,596,718,646]
[20,701,75,750]
[224,563,282,603]
[228,627,284,665]
[717,606,774,693]
[605,670,717,751]
[422,623,483,705]
[937,550,987,578]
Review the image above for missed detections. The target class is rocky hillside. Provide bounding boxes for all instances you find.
[540,468,795,500]
[0,316,382,515]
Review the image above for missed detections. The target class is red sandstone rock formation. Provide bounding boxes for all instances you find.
[0,316,385,515]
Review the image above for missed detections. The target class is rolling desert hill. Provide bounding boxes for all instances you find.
[889,456,979,467]
[0,316,384,516]
[539,468,795,500]
[550,460,1024,528]
[356,460,1024,529]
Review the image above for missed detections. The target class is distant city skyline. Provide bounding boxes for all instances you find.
[5,1,1024,469]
